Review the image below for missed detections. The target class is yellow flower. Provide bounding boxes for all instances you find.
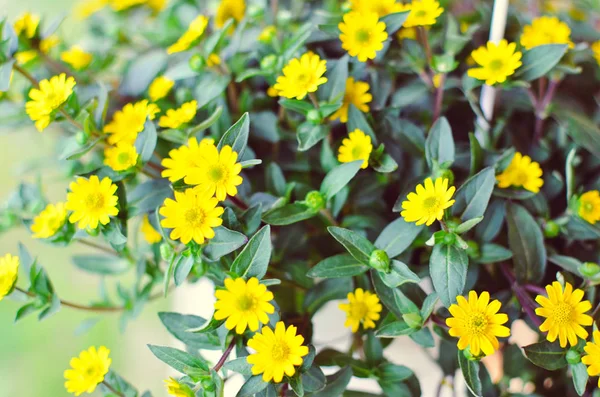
[330,77,372,123]
[66,176,119,230]
[403,0,444,28]
[337,129,372,169]
[25,73,76,132]
[61,46,93,70]
[141,214,162,244]
[206,54,221,67]
[147,0,167,12]
[578,191,600,225]
[64,346,111,396]
[495,152,543,193]
[0,254,19,301]
[247,321,309,383]
[273,52,327,100]
[582,330,600,387]
[216,0,246,29]
[167,15,209,54]
[350,0,406,17]
[339,11,388,62]
[15,50,38,65]
[467,40,522,86]
[401,177,456,226]
[339,288,382,332]
[520,16,574,50]
[161,137,215,182]
[14,12,39,38]
[110,0,146,11]
[104,143,139,171]
[159,188,224,245]
[432,73,442,88]
[40,35,60,53]
[104,100,159,145]
[446,290,510,357]
[267,86,279,97]
[158,100,197,129]
[535,281,593,348]
[259,25,276,43]
[31,202,67,239]
[164,378,194,397]
[592,41,600,66]
[214,277,275,334]
[75,0,109,19]
[148,76,174,102]
[397,27,418,41]
[184,143,243,201]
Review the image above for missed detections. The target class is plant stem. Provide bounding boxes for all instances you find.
[77,239,120,256]
[417,27,432,65]
[499,263,542,327]
[228,195,249,210]
[308,92,320,109]
[523,284,546,296]
[433,73,446,122]
[213,338,236,372]
[319,208,338,227]
[280,383,288,397]
[102,380,125,397]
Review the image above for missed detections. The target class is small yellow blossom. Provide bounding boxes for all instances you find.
[164,378,194,397]
[339,11,388,62]
[350,0,406,17]
[64,346,111,396]
[0,254,19,301]
[206,54,221,67]
[247,321,309,383]
[592,41,600,66]
[167,15,209,54]
[75,0,109,19]
[40,35,60,53]
[61,46,93,70]
[520,16,574,50]
[216,0,246,30]
[337,129,373,169]
[25,73,76,132]
[158,100,197,129]
[214,277,275,334]
[403,0,444,28]
[578,191,600,225]
[330,77,372,123]
[104,143,139,171]
[104,100,159,145]
[141,214,162,244]
[273,52,327,100]
[161,137,215,182]
[468,40,522,86]
[582,330,600,388]
[535,281,593,348]
[148,76,174,102]
[14,12,39,38]
[15,50,38,65]
[401,177,456,226]
[31,202,67,239]
[432,73,443,88]
[339,288,382,332]
[66,175,119,230]
[496,152,543,193]
[259,25,276,43]
[267,86,278,97]
[397,27,418,41]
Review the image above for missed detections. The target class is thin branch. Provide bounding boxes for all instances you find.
[213,338,236,372]
[102,380,125,397]
[308,92,320,110]
[433,73,446,122]
[417,27,432,65]
[77,239,120,257]
[228,195,249,210]
[319,208,339,227]
[499,263,542,327]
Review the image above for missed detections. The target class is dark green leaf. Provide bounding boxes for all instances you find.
[571,362,589,396]
[556,109,600,160]
[452,167,496,221]
[429,243,468,307]
[478,244,513,264]
[158,312,220,350]
[347,104,375,139]
[223,357,253,375]
[377,260,420,288]
[218,112,249,158]
[297,123,328,151]
[328,226,376,265]
[147,345,209,376]
[303,278,352,314]
[262,203,316,225]
[173,254,194,286]
[309,367,352,397]
[516,44,568,81]
[194,72,231,109]
[307,254,368,278]
[506,202,546,283]
[458,351,482,397]
[323,55,348,102]
[523,341,567,371]
[425,117,454,169]
[279,99,313,115]
[203,227,248,261]
[230,225,272,279]
[72,255,128,275]
[301,365,326,392]
[290,375,304,397]
[320,161,363,200]
[380,11,410,34]
[375,218,423,258]
[237,375,268,397]
[375,320,414,337]
[135,120,157,163]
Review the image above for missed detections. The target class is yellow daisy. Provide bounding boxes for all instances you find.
[164,378,194,397]
[206,53,221,67]
[496,152,543,193]
[149,76,174,102]
[467,40,523,86]
[66,176,119,230]
[535,282,593,348]
[247,321,309,383]
[337,129,373,169]
[214,277,275,334]
[159,188,224,245]
[338,288,382,332]
[578,190,600,225]
[259,25,276,43]
[31,202,68,239]
[14,12,39,38]
[184,143,243,201]
[339,11,388,62]
[350,0,406,18]
[158,100,197,129]
[401,177,456,226]
[64,346,111,396]
[273,52,328,100]
[61,46,93,70]
[147,0,167,12]
[520,16,574,50]
[15,50,38,65]
[582,330,600,387]
[25,73,76,132]
[161,137,215,182]
[104,100,159,145]
[592,41,600,66]
[167,15,209,54]
[216,0,246,29]
[0,254,19,301]
[330,77,372,123]
[40,35,60,53]
[104,143,139,171]
[446,290,510,357]
[141,214,162,244]
[403,0,444,28]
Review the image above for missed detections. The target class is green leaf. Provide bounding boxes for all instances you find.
[194,72,231,109]
[320,161,363,200]
[222,357,253,375]
[307,253,369,278]
[72,255,128,275]
[289,375,304,397]
[378,363,413,385]
[548,255,582,275]
[301,365,326,393]
[478,244,513,264]
[523,341,567,370]
[364,332,384,365]
[158,312,220,350]
[120,49,167,96]
[237,375,268,397]
[60,137,102,160]
[371,153,398,173]
[429,243,468,307]
[454,217,484,234]
[377,260,420,288]
[425,117,454,169]
[375,320,414,337]
[348,104,375,139]
[128,179,172,216]
[147,345,209,376]
[218,112,249,158]
[279,99,313,115]
[468,133,483,177]
[555,109,600,160]
[516,44,568,81]
[262,203,316,225]
[328,226,376,265]
[187,106,223,135]
[308,367,352,397]
[297,123,328,151]
[571,362,589,396]
[282,23,313,62]
[380,11,410,34]
[173,254,194,286]
[420,293,438,320]
[266,163,287,197]
[135,120,157,163]
[458,351,482,397]
[506,202,547,283]
[323,55,348,102]
[203,227,248,261]
[0,59,14,91]
[452,167,496,221]
[303,278,352,314]
[230,225,272,279]
[375,218,423,258]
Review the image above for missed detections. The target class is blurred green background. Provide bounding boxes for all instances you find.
[0,1,176,395]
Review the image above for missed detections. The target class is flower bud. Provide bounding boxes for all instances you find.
[260,54,277,70]
[304,190,325,212]
[201,377,216,392]
[443,232,456,245]
[189,54,205,72]
[466,240,480,259]
[579,262,600,278]
[403,312,422,329]
[543,220,560,238]
[437,168,454,185]
[160,243,175,262]
[86,226,99,237]
[306,109,322,124]
[566,348,581,364]
[369,249,390,273]
[75,131,89,145]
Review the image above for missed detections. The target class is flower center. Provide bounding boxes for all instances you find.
[237,293,258,311]
[583,202,595,214]
[117,152,131,164]
[85,192,105,210]
[489,59,504,71]
[467,312,488,335]
[184,208,205,227]
[84,364,101,378]
[46,90,65,110]
[351,145,366,159]
[296,72,310,85]
[355,29,371,44]
[422,196,439,210]
[414,9,427,18]
[512,170,529,186]
[271,341,291,362]
[553,302,574,325]
[350,301,369,320]
[208,164,227,183]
